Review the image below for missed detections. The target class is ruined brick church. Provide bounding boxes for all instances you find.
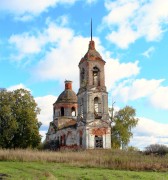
[46,35,111,149]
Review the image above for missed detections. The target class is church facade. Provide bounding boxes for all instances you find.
[46,39,111,149]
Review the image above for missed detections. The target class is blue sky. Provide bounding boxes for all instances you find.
[0,0,168,149]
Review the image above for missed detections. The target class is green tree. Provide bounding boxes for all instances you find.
[0,90,18,148]
[110,106,139,149]
[0,89,41,148]
[145,144,168,156]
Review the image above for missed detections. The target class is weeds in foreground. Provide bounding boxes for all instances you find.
[0,149,168,172]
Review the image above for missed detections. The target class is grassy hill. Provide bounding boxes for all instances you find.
[0,149,168,179]
[1,161,168,180]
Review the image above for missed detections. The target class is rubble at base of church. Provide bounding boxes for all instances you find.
[46,40,111,150]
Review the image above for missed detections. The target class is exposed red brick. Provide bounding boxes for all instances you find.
[65,80,72,90]
[91,128,108,136]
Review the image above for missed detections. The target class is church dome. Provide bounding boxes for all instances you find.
[56,81,77,103]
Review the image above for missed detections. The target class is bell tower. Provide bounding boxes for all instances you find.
[78,40,109,121]
[77,21,111,149]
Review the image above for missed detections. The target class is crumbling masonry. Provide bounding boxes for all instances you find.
[46,39,111,149]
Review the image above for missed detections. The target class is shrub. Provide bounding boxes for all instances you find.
[126,146,139,152]
[144,144,168,156]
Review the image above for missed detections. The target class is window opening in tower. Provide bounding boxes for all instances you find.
[94,97,99,115]
[71,107,76,116]
[94,97,102,119]
[61,107,64,116]
[93,67,100,86]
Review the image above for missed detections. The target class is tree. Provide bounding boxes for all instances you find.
[0,90,18,148]
[145,144,168,156]
[110,106,139,149]
[0,89,41,148]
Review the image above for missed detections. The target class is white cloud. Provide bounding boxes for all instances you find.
[32,36,91,91]
[8,20,74,61]
[55,15,69,26]
[0,0,78,20]
[14,14,33,22]
[105,59,140,90]
[142,46,155,58]
[112,78,168,111]
[39,130,47,142]
[9,35,41,61]
[113,78,164,102]
[35,95,57,126]
[86,0,98,4]
[8,19,168,113]
[8,18,142,92]
[9,33,43,55]
[22,21,105,90]
[103,0,168,48]
[7,83,31,91]
[35,95,57,142]
[32,25,140,91]
[130,117,168,150]
[107,26,138,49]
[35,37,104,89]
[150,86,168,110]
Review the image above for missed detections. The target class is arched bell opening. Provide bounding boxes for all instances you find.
[94,97,102,119]
[80,68,85,86]
[93,67,100,86]
[71,107,76,116]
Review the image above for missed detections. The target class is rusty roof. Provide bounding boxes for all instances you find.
[56,89,77,104]
[57,118,77,130]
[79,40,105,64]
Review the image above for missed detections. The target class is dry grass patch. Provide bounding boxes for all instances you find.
[0,149,168,171]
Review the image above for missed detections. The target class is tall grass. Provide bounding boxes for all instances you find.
[0,149,168,171]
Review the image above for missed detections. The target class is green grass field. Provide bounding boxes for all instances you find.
[0,161,168,180]
[1,149,168,179]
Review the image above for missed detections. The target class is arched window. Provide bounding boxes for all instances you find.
[71,107,76,116]
[93,67,100,86]
[94,97,101,119]
[61,107,64,116]
[94,97,99,114]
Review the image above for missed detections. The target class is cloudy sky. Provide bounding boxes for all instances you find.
[0,0,168,149]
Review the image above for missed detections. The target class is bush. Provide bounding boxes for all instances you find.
[126,146,139,152]
[144,144,168,156]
